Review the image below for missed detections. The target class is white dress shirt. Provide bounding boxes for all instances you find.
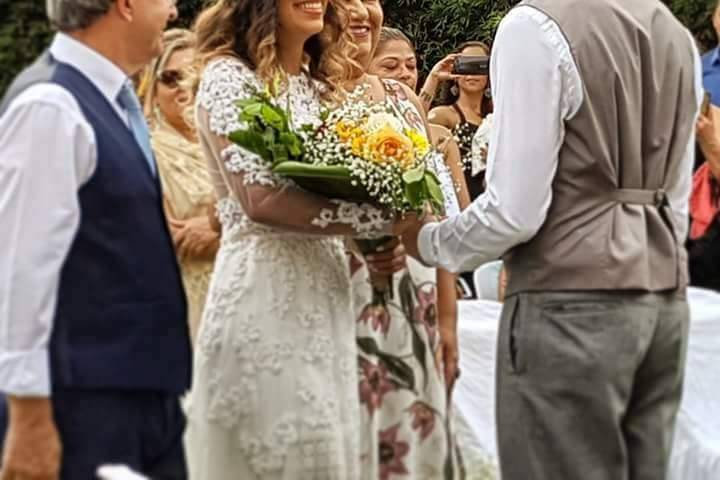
[418,6,702,274]
[0,33,129,396]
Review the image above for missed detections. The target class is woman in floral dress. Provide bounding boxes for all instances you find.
[340,1,466,478]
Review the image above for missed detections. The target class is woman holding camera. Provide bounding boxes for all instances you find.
[423,42,491,201]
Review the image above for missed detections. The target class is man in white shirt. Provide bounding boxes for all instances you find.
[403,0,701,478]
[0,1,191,479]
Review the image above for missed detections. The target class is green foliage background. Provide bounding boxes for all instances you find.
[0,0,717,95]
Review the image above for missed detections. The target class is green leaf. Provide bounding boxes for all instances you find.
[261,104,285,130]
[279,132,304,157]
[272,161,351,179]
[228,130,270,161]
[272,162,372,202]
[243,103,263,117]
[271,144,289,164]
[236,97,260,109]
[404,180,425,208]
[402,164,425,184]
[424,172,446,213]
[263,127,275,146]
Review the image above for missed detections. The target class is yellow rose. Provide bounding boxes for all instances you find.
[406,129,430,157]
[366,125,414,168]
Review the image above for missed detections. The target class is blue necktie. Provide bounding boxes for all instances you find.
[117,82,156,176]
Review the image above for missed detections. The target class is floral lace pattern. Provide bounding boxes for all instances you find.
[197,58,321,188]
[222,144,288,188]
[312,200,391,239]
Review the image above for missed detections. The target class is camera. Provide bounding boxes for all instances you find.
[452,56,490,76]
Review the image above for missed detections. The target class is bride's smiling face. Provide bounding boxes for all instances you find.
[277,0,328,42]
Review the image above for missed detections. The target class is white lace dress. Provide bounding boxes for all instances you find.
[185,57,388,480]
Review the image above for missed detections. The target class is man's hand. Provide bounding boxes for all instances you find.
[438,326,460,398]
[400,213,437,262]
[1,397,61,480]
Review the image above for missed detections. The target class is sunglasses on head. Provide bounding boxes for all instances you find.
[158,69,184,88]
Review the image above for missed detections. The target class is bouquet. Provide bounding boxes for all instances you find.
[230,84,446,303]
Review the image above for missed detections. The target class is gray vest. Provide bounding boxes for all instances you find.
[505,0,697,295]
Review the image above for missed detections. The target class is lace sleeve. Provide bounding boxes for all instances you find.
[196,58,392,238]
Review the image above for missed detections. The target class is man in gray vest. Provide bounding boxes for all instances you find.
[402,0,701,478]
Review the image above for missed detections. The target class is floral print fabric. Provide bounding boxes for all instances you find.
[353,82,464,480]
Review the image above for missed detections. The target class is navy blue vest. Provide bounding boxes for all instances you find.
[1,53,191,394]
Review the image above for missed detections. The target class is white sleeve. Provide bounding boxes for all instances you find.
[666,30,703,242]
[0,84,96,396]
[417,7,583,273]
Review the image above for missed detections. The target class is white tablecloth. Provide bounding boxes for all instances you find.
[453,288,720,480]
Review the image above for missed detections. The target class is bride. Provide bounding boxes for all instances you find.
[185,1,409,478]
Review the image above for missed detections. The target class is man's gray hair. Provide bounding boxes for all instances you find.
[46,0,114,31]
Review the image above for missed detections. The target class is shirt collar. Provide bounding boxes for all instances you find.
[712,46,720,67]
[49,33,129,104]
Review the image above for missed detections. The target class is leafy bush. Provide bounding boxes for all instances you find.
[0,1,54,96]
[384,0,718,76]
[0,0,717,95]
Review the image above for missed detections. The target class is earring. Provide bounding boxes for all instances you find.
[451,84,459,96]
[484,88,492,99]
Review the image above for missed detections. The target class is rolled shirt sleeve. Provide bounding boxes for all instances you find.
[0,85,95,396]
[418,6,583,273]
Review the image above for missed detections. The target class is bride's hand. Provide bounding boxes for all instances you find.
[364,238,407,275]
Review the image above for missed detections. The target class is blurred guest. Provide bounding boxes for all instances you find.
[702,0,720,107]
[0,0,189,478]
[139,28,218,343]
[348,6,467,478]
[688,104,720,291]
[424,42,492,298]
[427,41,492,200]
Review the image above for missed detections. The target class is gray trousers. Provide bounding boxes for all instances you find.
[496,290,689,480]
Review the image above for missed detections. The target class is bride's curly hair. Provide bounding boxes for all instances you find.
[193,0,354,98]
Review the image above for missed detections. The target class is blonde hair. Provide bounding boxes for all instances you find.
[192,0,354,99]
[138,28,195,121]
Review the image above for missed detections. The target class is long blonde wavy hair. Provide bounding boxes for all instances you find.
[193,0,356,99]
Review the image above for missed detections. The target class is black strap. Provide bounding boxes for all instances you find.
[452,103,467,123]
